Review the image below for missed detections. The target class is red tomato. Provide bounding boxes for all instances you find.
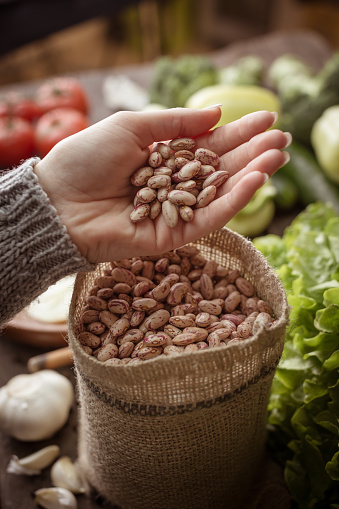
[0,116,35,169]
[36,77,89,115]
[34,107,89,157]
[0,92,42,122]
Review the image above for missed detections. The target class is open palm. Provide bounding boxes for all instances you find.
[34,107,290,264]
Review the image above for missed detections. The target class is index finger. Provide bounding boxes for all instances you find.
[195,110,279,155]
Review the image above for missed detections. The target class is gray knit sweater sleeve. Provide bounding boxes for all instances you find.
[0,158,95,326]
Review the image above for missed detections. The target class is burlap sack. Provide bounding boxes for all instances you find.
[68,228,289,509]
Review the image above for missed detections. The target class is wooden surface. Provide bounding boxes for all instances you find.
[0,29,333,509]
[5,311,69,349]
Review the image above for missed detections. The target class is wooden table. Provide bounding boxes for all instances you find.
[0,29,333,509]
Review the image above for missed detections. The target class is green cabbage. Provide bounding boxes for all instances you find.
[218,55,265,86]
[148,55,218,108]
[254,202,339,508]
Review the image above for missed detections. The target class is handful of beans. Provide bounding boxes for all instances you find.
[129,137,229,227]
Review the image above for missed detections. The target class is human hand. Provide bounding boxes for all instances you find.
[34,107,291,263]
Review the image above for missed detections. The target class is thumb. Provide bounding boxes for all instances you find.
[116,106,222,147]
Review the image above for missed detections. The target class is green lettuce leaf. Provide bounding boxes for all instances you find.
[254,202,339,508]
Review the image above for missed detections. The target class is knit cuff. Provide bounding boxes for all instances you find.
[0,158,95,325]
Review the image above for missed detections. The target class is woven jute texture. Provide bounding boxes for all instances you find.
[68,228,290,509]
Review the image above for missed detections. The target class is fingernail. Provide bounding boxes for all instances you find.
[270,111,279,125]
[284,131,293,148]
[262,173,270,183]
[281,151,291,166]
[203,103,223,110]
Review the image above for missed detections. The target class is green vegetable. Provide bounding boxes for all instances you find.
[271,172,299,210]
[148,55,218,108]
[226,181,276,237]
[218,55,265,87]
[268,52,339,145]
[254,202,339,508]
[311,105,339,184]
[268,54,314,91]
[318,51,339,98]
[280,141,339,214]
[185,84,281,128]
[268,54,318,112]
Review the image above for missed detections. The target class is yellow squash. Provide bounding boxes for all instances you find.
[185,84,281,127]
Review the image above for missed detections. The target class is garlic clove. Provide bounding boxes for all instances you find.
[34,487,78,509]
[7,456,40,476]
[6,445,60,475]
[50,456,86,494]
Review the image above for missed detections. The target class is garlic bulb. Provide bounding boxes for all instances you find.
[51,456,86,494]
[0,370,74,441]
[7,445,60,475]
[34,487,78,509]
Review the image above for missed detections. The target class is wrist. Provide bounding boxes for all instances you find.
[32,158,53,203]
[0,159,94,323]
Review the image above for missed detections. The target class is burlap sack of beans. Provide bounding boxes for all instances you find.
[68,227,290,509]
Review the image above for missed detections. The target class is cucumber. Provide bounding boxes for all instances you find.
[280,141,339,214]
[271,172,299,210]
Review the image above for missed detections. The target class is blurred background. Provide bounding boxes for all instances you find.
[2,4,339,509]
[0,0,338,85]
